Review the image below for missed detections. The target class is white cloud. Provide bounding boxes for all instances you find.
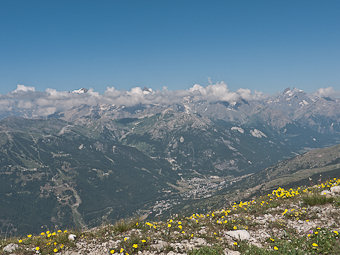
[13,84,35,93]
[17,100,33,109]
[188,82,264,102]
[315,87,340,98]
[189,82,239,101]
[40,107,57,116]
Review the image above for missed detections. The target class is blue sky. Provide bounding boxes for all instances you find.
[0,0,339,94]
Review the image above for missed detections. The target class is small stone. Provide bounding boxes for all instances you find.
[330,185,340,194]
[68,234,77,241]
[224,248,241,255]
[63,251,81,255]
[3,243,19,253]
[150,240,168,251]
[225,230,251,241]
[191,237,207,246]
[199,227,207,235]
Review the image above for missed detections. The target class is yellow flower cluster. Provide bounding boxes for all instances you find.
[271,187,302,199]
[16,229,69,254]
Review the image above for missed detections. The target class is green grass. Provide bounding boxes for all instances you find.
[188,245,224,255]
[113,219,138,234]
[334,196,340,207]
[302,193,334,206]
[238,228,340,255]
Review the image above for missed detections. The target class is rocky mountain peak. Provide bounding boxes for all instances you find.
[72,88,88,94]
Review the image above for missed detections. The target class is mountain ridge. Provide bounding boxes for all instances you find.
[0,87,339,236]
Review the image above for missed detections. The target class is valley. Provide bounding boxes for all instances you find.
[0,88,339,236]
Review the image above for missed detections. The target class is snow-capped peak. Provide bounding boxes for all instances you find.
[72,88,88,94]
[283,88,304,97]
[142,87,153,95]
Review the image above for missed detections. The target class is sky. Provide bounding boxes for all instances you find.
[1,0,340,95]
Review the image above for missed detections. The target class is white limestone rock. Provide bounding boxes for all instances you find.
[68,234,77,241]
[64,251,81,255]
[3,243,19,253]
[150,240,168,251]
[190,237,207,246]
[224,249,241,255]
[330,185,340,194]
[198,227,207,235]
[225,230,251,241]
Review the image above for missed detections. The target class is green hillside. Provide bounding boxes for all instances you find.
[1,178,339,254]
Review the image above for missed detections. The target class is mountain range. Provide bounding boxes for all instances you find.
[0,87,339,235]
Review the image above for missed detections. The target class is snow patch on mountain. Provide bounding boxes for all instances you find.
[299,100,309,106]
[231,127,244,134]
[250,129,267,138]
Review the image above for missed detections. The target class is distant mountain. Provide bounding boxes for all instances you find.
[0,87,340,235]
[241,143,340,193]
[0,118,178,235]
[180,144,340,215]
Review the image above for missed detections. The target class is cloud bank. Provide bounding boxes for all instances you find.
[315,87,340,98]
[0,82,266,116]
[0,83,337,117]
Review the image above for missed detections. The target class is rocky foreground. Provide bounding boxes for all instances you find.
[2,178,340,255]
